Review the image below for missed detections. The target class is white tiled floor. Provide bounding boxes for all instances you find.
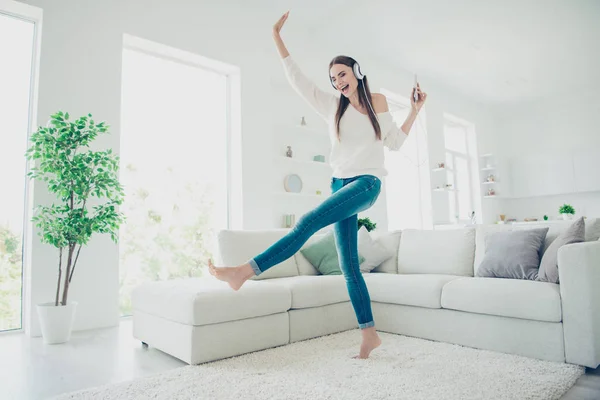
[0,319,185,400]
[1,319,598,399]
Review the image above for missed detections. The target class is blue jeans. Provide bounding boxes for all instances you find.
[248,174,382,329]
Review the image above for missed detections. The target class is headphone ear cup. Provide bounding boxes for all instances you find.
[353,62,364,80]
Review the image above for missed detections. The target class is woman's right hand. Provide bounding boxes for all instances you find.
[273,11,289,35]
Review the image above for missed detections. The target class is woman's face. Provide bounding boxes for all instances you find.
[330,64,357,97]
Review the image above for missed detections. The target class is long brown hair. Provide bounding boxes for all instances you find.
[329,56,381,141]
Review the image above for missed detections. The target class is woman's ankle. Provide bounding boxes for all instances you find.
[361,326,377,335]
[240,263,256,278]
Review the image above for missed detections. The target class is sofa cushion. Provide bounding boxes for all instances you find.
[397,228,475,276]
[217,229,299,280]
[370,230,402,274]
[364,273,464,308]
[263,275,352,308]
[299,231,365,275]
[474,224,514,274]
[441,277,561,322]
[295,233,327,275]
[537,217,585,283]
[357,227,396,272]
[131,277,291,325]
[476,228,549,280]
[587,218,600,241]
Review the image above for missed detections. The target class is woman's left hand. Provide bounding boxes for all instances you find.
[411,83,427,112]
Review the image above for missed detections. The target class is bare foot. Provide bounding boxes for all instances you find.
[352,327,382,359]
[208,259,255,291]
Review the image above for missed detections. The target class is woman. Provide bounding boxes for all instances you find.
[209,11,427,359]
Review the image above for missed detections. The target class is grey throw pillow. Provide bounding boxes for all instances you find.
[476,228,549,280]
[537,217,585,283]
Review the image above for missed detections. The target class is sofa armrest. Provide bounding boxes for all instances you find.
[558,241,600,367]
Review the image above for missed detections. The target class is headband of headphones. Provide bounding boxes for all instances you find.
[330,61,365,90]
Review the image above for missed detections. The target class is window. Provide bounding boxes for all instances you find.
[0,3,41,332]
[443,116,480,223]
[382,89,432,230]
[118,35,241,316]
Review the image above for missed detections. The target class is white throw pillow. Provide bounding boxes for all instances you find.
[398,228,476,276]
[371,230,402,274]
[358,227,395,273]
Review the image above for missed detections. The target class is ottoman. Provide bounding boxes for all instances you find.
[132,277,291,364]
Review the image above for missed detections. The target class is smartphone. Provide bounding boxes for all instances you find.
[413,74,419,103]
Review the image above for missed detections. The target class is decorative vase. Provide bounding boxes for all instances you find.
[283,214,296,228]
[561,213,573,220]
[36,301,78,344]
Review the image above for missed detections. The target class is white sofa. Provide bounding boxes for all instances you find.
[132,219,600,368]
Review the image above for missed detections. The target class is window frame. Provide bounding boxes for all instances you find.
[1,0,43,335]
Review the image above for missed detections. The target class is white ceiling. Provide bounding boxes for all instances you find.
[263,0,600,105]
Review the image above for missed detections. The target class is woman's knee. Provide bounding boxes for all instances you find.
[290,215,317,237]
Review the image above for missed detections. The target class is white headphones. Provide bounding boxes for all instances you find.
[353,62,365,80]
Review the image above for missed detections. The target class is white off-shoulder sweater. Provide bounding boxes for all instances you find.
[281,55,408,179]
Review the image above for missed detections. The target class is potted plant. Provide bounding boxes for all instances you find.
[358,217,377,232]
[558,204,575,220]
[25,111,125,344]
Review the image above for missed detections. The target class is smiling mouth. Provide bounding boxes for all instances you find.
[340,84,349,94]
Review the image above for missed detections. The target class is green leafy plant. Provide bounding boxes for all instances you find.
[358,217,377,232]
[558,204,575,215]
[543,215,549,221]
[25,111,125,307]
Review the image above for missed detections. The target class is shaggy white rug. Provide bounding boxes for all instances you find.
[54,330,584,400]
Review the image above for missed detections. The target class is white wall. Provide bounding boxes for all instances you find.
[21,0,498,334]
[492,88,600,221]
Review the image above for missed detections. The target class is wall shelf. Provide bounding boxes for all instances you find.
[273,117,332,229]
[279,124,329,140]
[273,191,325,199]
[481,181,497,185]
[481,166,495,171]
[274,156,331,169]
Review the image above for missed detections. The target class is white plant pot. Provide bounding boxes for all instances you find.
[36,301,78,344]
[561,213,573,220]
